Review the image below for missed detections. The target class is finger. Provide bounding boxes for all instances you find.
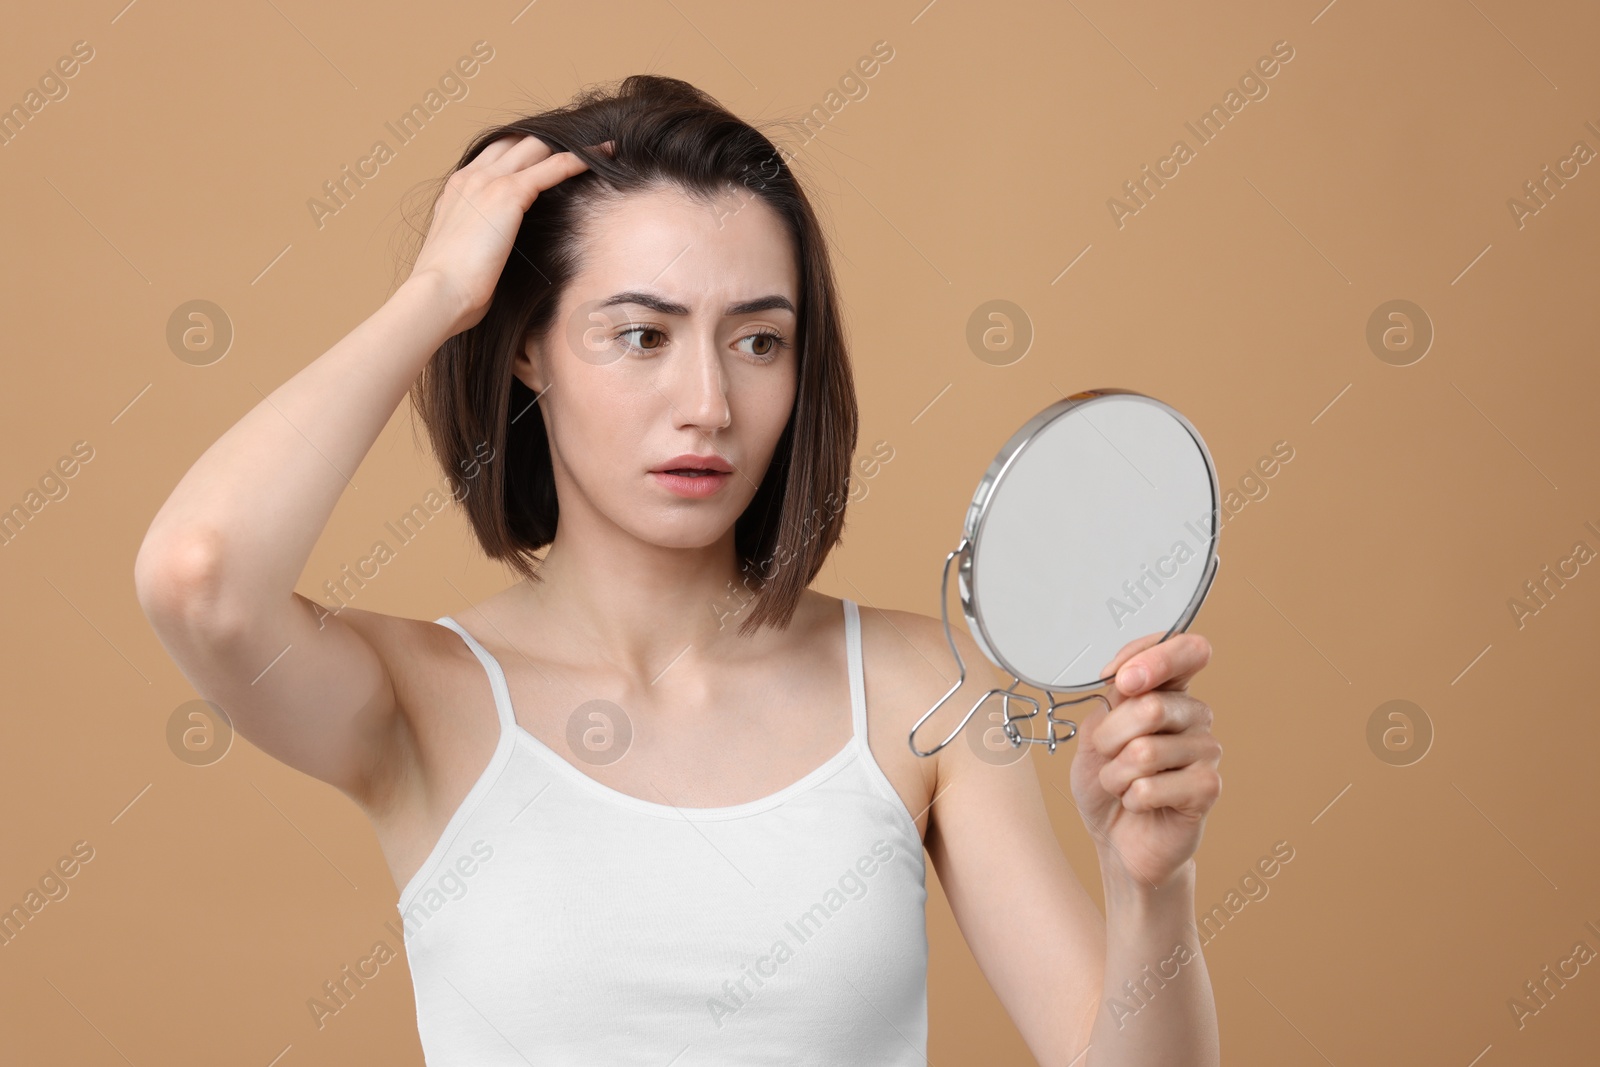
[1105,632,1212,698]
[1099,730,1222,797]
[471,131,542,170]
[503,137,614,174]
[509,149,594,199]
[1068,700,1114,785]
[1099,631,1166,685]
[1093,692,1214,762]
[479,132,558,177]
[1118,762,1223,816]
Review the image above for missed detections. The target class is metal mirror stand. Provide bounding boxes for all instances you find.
[906,538,1111,759]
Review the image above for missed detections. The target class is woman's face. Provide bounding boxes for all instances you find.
[515,183,800,551]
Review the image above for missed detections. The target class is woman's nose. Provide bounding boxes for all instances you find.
[665,337,731,432]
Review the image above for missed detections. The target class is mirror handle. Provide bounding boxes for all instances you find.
[907,541,989,758]
[908,539,1109,757]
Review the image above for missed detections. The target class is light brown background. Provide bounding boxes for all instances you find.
[2,0,1597,1063]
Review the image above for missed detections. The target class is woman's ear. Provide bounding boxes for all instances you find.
[513,333,546,394]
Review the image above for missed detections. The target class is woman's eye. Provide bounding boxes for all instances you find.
[738,331,789,361]
[616,326,666,353]
[615,326,788,360]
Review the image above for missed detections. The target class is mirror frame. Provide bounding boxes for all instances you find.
[960,387,1223,693]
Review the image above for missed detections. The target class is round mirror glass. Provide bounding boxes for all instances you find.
[964,390,1220,693]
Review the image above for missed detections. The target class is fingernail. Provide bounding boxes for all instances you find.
[1122,666,1147,691]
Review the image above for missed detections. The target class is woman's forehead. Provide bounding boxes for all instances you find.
[573,186,798,308]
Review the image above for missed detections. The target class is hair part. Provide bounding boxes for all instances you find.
[408,74,859,636]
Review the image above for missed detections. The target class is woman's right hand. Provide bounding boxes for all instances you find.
[407,133,611,337]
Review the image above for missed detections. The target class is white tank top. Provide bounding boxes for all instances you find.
[395,597,930,1065]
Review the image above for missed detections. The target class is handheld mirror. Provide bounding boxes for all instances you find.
[908,388,1221,757]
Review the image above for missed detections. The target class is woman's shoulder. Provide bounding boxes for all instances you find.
[851,598,1011,702]
[848,596,1013,770]
[329,601,475,660]
[325,601,497,722]
[337,579,529,661]
[821,596,1012,836]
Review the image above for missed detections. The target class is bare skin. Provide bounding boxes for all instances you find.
[337,586,944,895]
[135,132,1222,1066]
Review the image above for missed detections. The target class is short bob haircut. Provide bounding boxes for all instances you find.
[409,75,859,637]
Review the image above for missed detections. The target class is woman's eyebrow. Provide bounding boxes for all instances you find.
[597,290,796,317]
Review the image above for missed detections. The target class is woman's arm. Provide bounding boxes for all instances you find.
[134,271,459,804]
[133,134,597,807]
[1076,634,1221,1063]
[923,623,1221,1066]
[1085,861,1216,1063]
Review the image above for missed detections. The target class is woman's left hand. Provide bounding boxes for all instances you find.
[1069,632,1222,890]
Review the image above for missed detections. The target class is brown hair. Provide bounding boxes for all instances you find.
[408,75,859,636]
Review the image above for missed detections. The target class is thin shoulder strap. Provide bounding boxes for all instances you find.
[434,616,518,736]
[844,598,868,739]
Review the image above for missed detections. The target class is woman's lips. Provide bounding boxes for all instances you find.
[650,469,731,498]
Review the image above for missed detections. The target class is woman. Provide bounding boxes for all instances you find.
[135,75,1222,1065]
